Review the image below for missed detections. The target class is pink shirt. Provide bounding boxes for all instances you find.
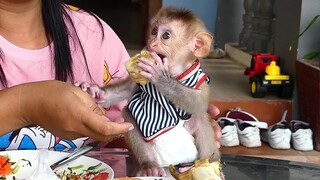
[0,7,129,150]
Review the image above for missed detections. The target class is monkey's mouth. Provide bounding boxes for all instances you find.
[156,53,165,61]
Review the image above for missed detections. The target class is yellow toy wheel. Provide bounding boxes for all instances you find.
[251,81,257,93]
[250,77,267,98]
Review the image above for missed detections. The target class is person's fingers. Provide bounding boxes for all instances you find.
[81,111,133,141]
[208,103,220,117]
[113,116,125,123]
[67,86,133,141]
[212,120,222,148]
[90,104,106,116]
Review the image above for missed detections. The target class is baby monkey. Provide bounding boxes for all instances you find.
[77,7,220,177]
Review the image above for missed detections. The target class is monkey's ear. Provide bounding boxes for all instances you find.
[193,32,213,58]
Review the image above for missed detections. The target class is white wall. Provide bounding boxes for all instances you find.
[298,0,320,59]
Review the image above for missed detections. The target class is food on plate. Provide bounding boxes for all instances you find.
[0,155,109,180]
[0,150,113,180]
[169,158,224,180]
[0,155,33,180]
[56,163,109,180]
[0,155,12,178]
[114,177,141,180]
[125,50,156,85]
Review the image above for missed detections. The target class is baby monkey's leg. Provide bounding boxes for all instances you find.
[122,107,167,177]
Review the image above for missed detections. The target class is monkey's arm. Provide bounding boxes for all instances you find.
[101,78,138,107]
[185,116,220,160]
[75,78,138,108]
[156,78,210,118]
[137,55,209,117]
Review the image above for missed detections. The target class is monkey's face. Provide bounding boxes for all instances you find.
[147,20,195,66]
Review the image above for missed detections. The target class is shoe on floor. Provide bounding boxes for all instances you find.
[236,120,261,148]
[206,46,226,59]
[207,44,226,59]
[261,121,291,149]
[290,120,314,151]
[261,110,291,149]
[217,117,239,147]
[226,107,268,129]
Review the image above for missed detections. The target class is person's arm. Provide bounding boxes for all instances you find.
[0,80,133,141]
[0,84,28,135]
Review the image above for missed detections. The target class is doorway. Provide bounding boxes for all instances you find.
[64,0,162,49]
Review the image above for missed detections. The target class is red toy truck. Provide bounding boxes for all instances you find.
[244,52,293,98]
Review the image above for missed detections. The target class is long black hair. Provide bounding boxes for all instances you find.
[0,0,101,88]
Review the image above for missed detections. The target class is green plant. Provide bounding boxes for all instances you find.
[290,15,320,60]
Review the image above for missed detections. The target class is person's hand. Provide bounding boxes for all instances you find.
[18,80,133,142]
[208,103,221,148]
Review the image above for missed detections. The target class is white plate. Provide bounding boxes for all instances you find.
[0,150,114,180]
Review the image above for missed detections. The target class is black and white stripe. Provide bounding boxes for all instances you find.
[128,64,210,141]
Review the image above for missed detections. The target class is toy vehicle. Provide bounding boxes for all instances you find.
[244,52,294,98]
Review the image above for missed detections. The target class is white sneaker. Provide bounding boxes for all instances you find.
[217,117,239,147]
[261,110,291,149]
[261,121,291,149]
[290,120,314,151]
[236,120,261,148]
[226,107,268,129]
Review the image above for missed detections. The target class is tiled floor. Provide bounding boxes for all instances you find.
[201,57,251,99]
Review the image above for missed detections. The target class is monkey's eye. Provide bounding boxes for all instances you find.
[151,28,158,35]
[162,32,171,39]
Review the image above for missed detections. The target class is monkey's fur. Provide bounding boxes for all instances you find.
[77,7,220,177]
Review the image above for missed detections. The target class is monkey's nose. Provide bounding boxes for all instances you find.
[149,39,158,47]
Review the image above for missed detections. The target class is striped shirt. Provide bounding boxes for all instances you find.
[128,60,210,141]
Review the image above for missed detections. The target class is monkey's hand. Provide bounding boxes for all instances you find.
[125,50,156,85]
[136,161,167,177]
[74,81,108,107]
[75,79,136,108]
[137,51,170,85]
[137,52,209,117]
[169,158,224,180]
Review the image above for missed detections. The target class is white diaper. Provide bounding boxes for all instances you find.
[151,121,198,167]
